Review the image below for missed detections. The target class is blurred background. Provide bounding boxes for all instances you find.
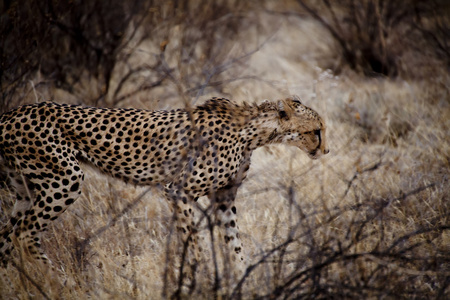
[1,0,449,299]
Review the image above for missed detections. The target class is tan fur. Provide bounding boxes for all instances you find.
[0,97,328,272]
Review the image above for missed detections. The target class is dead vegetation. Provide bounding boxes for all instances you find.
[1,0,449,299]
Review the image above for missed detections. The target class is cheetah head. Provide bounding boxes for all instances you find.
[274,97,329,159]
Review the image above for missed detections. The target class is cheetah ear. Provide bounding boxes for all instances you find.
[288,96,302,107]
[277,99,292,120]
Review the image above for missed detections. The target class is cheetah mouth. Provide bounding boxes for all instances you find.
[308,149,319,159]
[308,148,330,159]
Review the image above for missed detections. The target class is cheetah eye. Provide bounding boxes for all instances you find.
[314,129,321,136]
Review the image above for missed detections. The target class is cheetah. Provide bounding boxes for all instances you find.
[0,97,328,272]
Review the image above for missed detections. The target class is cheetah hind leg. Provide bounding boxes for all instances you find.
[2,161,84,273]
[0,168,42,295]
[0,167,35,266]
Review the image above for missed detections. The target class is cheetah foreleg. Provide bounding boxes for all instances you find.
[212,184,246,279]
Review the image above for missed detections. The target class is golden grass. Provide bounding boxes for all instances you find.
[1,5,449,300]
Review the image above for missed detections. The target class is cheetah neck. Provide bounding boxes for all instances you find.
[240,110,282,151]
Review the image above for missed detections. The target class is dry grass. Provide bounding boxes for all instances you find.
[1,1,449,299]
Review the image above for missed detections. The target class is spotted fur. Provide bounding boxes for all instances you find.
[0,97,328,269]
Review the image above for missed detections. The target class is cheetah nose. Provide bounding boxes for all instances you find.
[324,149,330,154]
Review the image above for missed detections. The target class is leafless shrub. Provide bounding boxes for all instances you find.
[0,0,258,111]
[413,0,450,71]
[0,0,149,111]
[295,0,449,77]
[111,0,258,107]
[235,183,448,299]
